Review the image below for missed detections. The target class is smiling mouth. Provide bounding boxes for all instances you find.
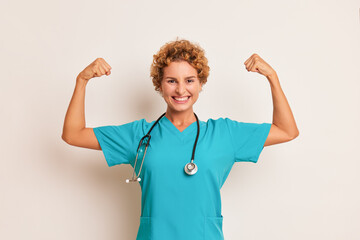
[172,96,190,103]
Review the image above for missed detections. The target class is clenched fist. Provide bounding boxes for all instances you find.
[244,54,276,79]
[77,58,112,82]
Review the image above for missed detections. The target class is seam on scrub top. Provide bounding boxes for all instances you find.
[223,118,237,163]
[252,123,272,163]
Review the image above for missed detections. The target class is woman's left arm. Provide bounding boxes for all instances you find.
[244,54,299,147]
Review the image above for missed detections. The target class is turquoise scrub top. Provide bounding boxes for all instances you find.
[93,116,271,240]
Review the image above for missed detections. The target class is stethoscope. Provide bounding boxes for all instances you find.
[126,112,200,183]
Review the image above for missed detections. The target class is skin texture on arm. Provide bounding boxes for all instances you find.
[244,54,299,147]
[62,78,101,150]
[61,58,112,150]
[265,73,299,146]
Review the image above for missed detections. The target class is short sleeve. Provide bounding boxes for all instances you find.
[224,118,272,163]
[93,119,144,167]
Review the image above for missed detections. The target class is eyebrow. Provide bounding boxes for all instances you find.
[165,76,197,79]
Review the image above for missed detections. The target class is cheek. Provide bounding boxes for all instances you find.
[192,86,201,94]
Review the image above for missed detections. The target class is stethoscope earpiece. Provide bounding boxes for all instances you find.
[126,112,200,183]
[125,177,141,183]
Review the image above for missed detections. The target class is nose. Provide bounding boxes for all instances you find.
[176,81,186,95]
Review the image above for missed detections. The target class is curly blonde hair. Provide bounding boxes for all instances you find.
[150,38,210,93]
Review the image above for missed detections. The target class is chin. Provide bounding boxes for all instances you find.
[168,104,193,112]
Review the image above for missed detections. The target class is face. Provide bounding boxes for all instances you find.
[159,61,203,114]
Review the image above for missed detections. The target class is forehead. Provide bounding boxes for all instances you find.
[163,61,198,77]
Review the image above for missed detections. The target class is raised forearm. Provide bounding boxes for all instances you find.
[62,76,88,141]
[267,73,299,138]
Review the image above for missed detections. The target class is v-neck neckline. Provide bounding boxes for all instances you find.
[162,115,198,136]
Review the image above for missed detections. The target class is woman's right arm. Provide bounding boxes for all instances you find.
[61,58,112,150]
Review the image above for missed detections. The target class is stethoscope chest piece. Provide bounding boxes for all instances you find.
[184,162,198,175]
[126,112,200,183]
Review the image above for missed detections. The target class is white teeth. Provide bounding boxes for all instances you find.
[174,97,189,101]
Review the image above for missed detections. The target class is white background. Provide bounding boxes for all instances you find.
[1,0,359,239]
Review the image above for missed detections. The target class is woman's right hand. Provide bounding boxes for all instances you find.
[77,58,112,82]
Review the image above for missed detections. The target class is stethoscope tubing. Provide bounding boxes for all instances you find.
[127,112,200,183]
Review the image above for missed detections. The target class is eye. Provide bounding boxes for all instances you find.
[187,79,195,83]
[167,80,175,83]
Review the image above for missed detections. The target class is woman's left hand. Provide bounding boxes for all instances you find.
[244,53,276,79]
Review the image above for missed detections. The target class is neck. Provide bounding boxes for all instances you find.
[165,108,196,126]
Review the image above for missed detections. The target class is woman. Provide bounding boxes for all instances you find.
[62,39,299,240]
